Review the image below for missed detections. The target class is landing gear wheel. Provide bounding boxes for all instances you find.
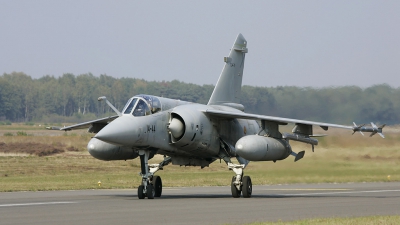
[231,176,241,198]
[138,185,145,199]
[147,184,155,199]
[242,176,252,198]
[152,175,162,197]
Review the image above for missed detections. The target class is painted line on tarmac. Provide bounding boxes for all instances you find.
[275,189,400,196]
[266,189,351,191]
[0,201,77,207]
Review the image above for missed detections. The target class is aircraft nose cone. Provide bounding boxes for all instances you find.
[95,116,136,146]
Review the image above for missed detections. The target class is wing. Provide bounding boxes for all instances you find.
[204,109,385,138]
[204,109,352,130]
[46,115,118,133]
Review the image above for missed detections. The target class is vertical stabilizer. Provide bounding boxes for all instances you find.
[208,33,248,105]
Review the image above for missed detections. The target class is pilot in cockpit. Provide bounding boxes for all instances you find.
[132,100,151,117]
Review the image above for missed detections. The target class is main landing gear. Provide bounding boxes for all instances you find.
[228,163,252,198]
[220,140,252,198]
[137,150,171,199]
[137,149,252,198]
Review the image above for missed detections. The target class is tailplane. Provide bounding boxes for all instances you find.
[208,34,247,107]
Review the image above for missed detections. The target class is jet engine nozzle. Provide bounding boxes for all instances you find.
[168,117,185,139]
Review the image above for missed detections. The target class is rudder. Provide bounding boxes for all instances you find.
[208,33,248,106]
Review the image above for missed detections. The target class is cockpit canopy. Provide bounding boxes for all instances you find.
[122,95,161,117]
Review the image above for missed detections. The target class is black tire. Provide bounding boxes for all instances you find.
[138,185,145,199]
[242,176,252,198]
[152,176,162,197]
[147,184,155,199]
[231,176,241,198]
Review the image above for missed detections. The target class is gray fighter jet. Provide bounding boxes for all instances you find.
[48,34,385,199]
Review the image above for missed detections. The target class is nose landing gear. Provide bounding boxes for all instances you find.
[137,150,170,199]
[138,183,154,199]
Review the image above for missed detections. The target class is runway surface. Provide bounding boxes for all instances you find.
[1,182,399,225]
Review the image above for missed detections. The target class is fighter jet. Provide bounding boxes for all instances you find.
[48,34,385,199]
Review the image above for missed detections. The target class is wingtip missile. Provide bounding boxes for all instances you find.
[352,122,365,136]
[377,123,386,138]
[352,122,385,138]
[370,122,385,138]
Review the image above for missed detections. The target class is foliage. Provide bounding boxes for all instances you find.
[0,121,12,125]
[1,72,399,124]
[16,131,28,136]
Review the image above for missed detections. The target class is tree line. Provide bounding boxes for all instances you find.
[1,72,399,125]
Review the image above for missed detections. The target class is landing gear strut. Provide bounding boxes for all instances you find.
[228,163,252,198]
[137,150,171,199]
[220,140,252,198]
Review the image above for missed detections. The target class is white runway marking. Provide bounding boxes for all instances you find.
[276,189,400,196]
[0,201,77,207]
[267,188,351,191]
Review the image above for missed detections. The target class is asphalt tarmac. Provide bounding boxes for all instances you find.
[1,182,399,225]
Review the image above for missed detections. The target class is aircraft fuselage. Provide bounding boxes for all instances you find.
[89,96,259,165]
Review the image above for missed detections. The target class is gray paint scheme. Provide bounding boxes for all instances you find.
[208,33,247,105]
[48,34,384,198]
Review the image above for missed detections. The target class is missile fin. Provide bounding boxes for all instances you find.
[291,151,305,162]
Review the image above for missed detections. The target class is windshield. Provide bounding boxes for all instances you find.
[122,95,162,117]
[136,95,161,114]
[123,98,138,114]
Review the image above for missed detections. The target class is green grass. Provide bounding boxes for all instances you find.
[239,215,400,225]
[0,143,398,191]
[1,124,398,225]
[0,124,399,191]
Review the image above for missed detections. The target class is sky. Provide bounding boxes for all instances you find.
[1,0,399,88]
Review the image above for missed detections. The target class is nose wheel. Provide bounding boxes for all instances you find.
[152,175,162,197]
[137,183,156,199]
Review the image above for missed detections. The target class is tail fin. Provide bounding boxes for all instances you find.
[208,33,247,106]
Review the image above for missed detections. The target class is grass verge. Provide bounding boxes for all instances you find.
[0,124,399,191]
